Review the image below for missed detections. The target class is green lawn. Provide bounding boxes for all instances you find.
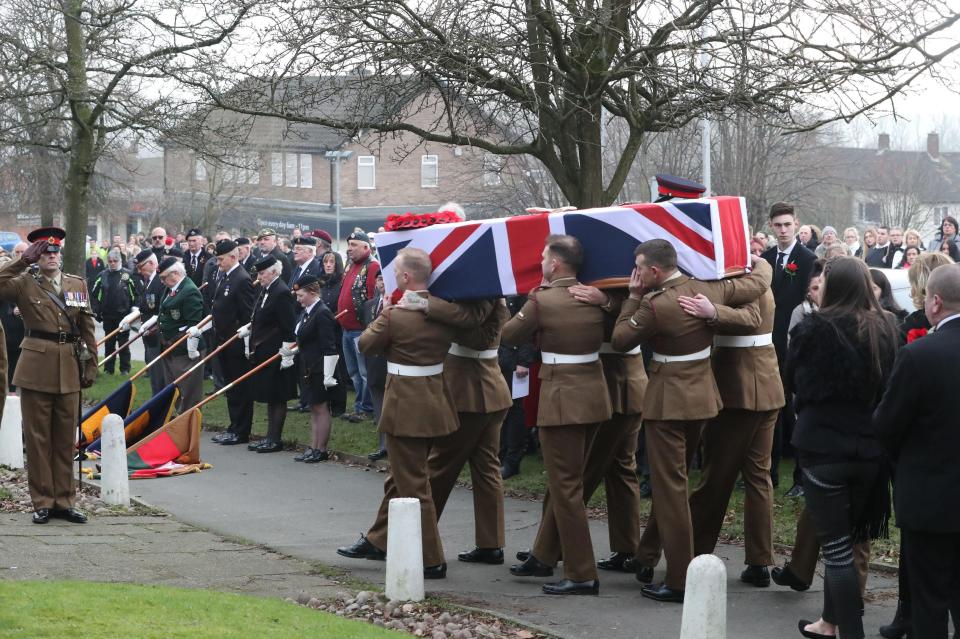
[86,365,899,563]
[0,581,399,639]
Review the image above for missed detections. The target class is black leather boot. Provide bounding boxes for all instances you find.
[878,600,910,639]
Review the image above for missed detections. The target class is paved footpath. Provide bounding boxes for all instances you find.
[121,442,898,639]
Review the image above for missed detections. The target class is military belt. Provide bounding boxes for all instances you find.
[25,330,81,344]
[599,342,643,356]
[448,343,498,359]
[713,333,774,348]
[540,351,599,364]
[387,362,444,377]
[651,346,711,363]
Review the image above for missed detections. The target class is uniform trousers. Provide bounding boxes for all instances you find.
[689,408,777,565]
[143,342,164,397]
[21,388,80,510]
[903,528,960,639]
[428,410,508,549]
[217,341,253,438]
[162,350,204,414]
[533,423,600,582]
[366,434,445,567]
[635,419,705,590]
[534,412,642,565]
[789,505,871,596]
[499,398,527,472]
[101,318,131,374]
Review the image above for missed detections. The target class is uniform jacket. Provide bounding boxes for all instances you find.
[358,293,460,438]
[158,276,206,355]
[711,288,785,412]
[761,243,816,360]
[249,276,297,404]
[91,268,138,320]
[137,272,166,347]
[184,249,210,287]
[502,277,612,426]
[241,254,257,279]
[211,265,256,344]
[295,300,338,376]
[874,318,960,532]
[289,257,321,289]
[428,298,512,415]
[361,294,387,391]
[0,258,98,393]
[601,291,647,416]
[611,260,771,421]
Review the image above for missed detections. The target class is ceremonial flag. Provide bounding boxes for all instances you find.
[80,381,135,446]
[126,409,204,479]
[85,384,179,457]
[375,196,750,300]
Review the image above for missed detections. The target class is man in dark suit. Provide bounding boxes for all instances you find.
[760,201,816,491]
[874,263,960,639]
[236,237,257,277]
[183,228,209,287]
[497,295,536,478]
[133,250,167,397]
[289,236,321,288]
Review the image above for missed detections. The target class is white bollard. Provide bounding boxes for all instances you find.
[679,554,727,639]
[99,414,129,507]
[0,396,24,469]
[385,497,425,602]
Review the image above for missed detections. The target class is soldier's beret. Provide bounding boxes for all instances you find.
[185,228,204,239]
[134,249,155,264]
[254,255,277,271]
[312,229,333,244]
[167,247,184,259]
[347,227,370,245]
[654,174,706,201]
[293,274,321,291]
[158,257,178,275]
[235,237,251,246]
[256,228,277,240]
[292,236,317,247]
[27,226,66,252]
[215,239,238,256]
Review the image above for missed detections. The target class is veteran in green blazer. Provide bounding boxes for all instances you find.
[157,258,206,412]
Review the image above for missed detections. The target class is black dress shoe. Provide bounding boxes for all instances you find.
[797,620,835,639]
[878,600,910,639]
[367,449,387,462]
[51,508,88,524]
[785,484,805,498]
[509,555,554,577]
[641,582,684,603]
[458,547,504,564]
[597,551,634,572]
[337,535,386,560]
[771,565,810,592]
[542,579,599,595]
[424,563,447,579]
[516,549,530,561]
[247,440,263,451]
[219,433,250,446]
[256,440,283,453]
[500,464,519,480]
[211,432,230,443]
[32,509,50,524]
[635,565,654,584]
[304,450,329,463]
[294,447,314,461]
[740,565,771,587]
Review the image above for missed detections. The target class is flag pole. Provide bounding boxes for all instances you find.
[129,314,213,381]
[172,333,239,386]
[188,347,296,413]
[96,310,140,347]
[99,329,151,367]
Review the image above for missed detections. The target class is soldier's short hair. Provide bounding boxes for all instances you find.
[545,234,583,272]
[769,202,794,219]
[928,264,960,310]
[397,247,432,282]
[634,239,677,270]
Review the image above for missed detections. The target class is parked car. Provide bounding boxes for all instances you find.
[876,267,914,312]
[0,232,22,253]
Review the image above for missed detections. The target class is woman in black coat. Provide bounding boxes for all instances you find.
[290,275,339,463]
[248,255,298,453]
[318,249,348,416]
[787,257,899,639]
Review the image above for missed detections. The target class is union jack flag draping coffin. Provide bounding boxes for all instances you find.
[375,196,751,300]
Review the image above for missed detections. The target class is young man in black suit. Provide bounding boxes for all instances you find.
[760,202,816,492]
[874,264,960,639]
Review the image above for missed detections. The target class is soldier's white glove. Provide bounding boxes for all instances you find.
[187,336,200,360]
[237,323,252,339]
[119,308,140,332]
[279,342,297,358]
[139,315,158,334]
[323,355,339,388]
[398,290,428,312]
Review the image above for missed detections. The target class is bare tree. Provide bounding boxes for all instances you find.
[183,0,959,211]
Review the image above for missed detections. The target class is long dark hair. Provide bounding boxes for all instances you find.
[938,216,959,241]
[318,250,343,284]
[869,269,904,316]
[820,258,898,387]
[940,239,960,262]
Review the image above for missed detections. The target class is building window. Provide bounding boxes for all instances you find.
[245,152,261,185]
[358,155,376,189]
[421,155,438,188]
[194,157,207,181]
[284,153,298,187]
[483,154,502,186]
[271,153,283,186]
[298,154,312,189]
[934,206,950,225]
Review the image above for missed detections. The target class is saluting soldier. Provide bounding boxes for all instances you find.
[156,258,206,413]
[611,239,771,602]
[132,249,166,396]
[403,295,511,565]
[502,235,612,596]
[337,248,464,579]
[208,240,256,446]
[0,227,98,524]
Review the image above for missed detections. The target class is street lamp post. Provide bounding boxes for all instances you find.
[325,150,354,252]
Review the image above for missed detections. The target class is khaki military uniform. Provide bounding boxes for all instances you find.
[0,258,98,510]
[611,259,771,589]
[360,293,467,567]
[426,298,512,550]
[502,277,612,582]
[533,291,647,565]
